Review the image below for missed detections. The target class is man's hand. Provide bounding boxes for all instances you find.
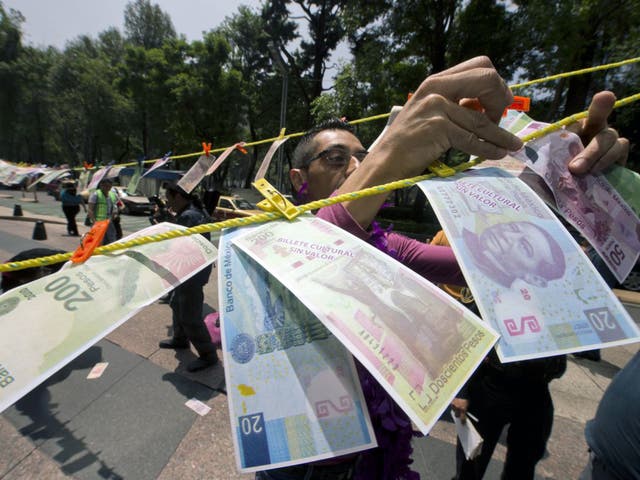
[451,397,469,424]
[338,56,523,227]
[567,91,629,175]
[377,56,523,179]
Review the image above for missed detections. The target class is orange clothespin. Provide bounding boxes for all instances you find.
[503,96,530,115]
[235,142,248,155]
[83,161,94,170]
[407,92,414,101]
[71,220,110,263]
[202,142,212,156]
[464,96,531,117]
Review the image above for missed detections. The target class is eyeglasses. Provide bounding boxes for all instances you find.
[305,147,368,169]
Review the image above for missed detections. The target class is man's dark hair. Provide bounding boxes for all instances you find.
[292,119,355,169]
[163,180,192,199]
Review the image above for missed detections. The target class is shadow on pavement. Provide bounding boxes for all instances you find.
[11,345,124,479]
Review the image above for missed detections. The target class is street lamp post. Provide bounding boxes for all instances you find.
[269,43,289,191]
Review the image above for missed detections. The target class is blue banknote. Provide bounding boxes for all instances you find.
[219,228,375,472]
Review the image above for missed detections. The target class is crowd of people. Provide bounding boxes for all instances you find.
[2,56,638,479]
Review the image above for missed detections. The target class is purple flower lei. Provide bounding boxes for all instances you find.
[354,362,421,480]
[369,221,398,259]
[294,182,309,205]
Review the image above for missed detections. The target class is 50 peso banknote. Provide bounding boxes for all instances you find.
[490,111,640,284]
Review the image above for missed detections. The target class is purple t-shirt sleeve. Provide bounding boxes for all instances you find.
[317,203,465,286]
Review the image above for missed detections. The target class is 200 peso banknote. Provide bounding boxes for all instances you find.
[0,222,217,413]
[231,216,498,434]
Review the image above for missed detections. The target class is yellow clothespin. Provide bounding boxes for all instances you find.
[253,178,300,220]
[278,128,286,140]
[428,160,457,177]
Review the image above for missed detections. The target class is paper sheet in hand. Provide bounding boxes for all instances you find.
[231,216,498,434]
[491,111,640,283]
[220,228,375,472]
[0,222,217,414]
[511,129,640,283]
[451,410,483,460]
[418,168,640,362]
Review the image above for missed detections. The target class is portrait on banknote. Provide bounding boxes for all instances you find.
[462,221,566,288]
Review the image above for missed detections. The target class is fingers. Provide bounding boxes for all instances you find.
[418,67,513,123]
[580,91,616,142]
[388,93,522,166]
[442,97,523,157]
[429,55,495,78]
[456,410,467,424]
[568,128,629,175]
[565,91,629,175]
[451,398,469,424]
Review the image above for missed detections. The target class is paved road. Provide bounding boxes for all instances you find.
[0,187,638,480]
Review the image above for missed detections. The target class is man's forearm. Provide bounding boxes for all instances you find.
[331,57,522,230]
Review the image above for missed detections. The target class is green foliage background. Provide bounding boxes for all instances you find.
[1,0,638,192]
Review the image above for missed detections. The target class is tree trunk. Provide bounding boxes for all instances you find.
[243,122,259,189]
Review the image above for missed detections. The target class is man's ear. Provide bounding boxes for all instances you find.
[290,169,307,193]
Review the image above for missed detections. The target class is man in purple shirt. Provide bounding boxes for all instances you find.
[255,56,628,480]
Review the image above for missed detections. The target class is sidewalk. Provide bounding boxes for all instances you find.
[0,205,67,225]
[0,203,638,479]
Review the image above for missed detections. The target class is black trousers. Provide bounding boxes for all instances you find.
[62,204,80,235]
[170,280,215,357]
[113,215,123,239]
[455,370,554,480]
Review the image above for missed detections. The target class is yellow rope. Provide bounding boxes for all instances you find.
[66,57,640,173]
[2,92,638,274]
[510,57,640,90]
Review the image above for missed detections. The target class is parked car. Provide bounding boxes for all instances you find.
[212,195,262,221]
[112,186,155,215]
[80,186,154,215]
